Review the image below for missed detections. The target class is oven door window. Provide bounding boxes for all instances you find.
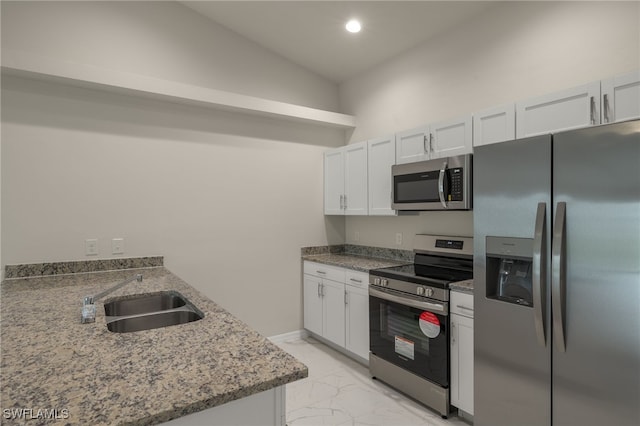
[370,294,449,387]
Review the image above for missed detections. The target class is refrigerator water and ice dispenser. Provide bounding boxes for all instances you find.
[485,236,534,306]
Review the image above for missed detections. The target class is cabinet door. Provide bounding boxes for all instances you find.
[344,142,368,215]
[303,274,323,336]
[345,284,369,361]
[324,148,344,215]
[602,70,640,123]
[395,126,429,164]
[322,279,346,347]
[516,81,601,138]
[451,313,474,415]
[431,115,473,158]
[367,135,396,216]
[473,103,516,147]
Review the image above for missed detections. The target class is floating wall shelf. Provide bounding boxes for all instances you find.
[1,50,356,129]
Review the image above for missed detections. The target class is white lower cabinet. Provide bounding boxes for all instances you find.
[321,278,346,347]
[450,290,474,416]
[344,271,370,360]
[303,261,369,362]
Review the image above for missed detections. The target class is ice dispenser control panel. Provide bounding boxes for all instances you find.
[485,236,534,307]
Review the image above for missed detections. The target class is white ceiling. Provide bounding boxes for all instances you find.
[181,1,497,83]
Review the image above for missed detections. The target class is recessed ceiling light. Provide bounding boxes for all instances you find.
[345,19,361,33]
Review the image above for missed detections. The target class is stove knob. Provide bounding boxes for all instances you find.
[416,287,424,296]
[373,277,381,286]
[425,288,434,297]
[381,279,388,287]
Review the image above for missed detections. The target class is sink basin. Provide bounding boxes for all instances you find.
[104,291,204,333]
[106,309,203,333]
[104,291,187,316]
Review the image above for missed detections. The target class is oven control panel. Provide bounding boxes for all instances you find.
[372,277,389,287]
[417,287,434,297]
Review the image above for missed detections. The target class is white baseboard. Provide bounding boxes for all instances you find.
[268,329,308,344]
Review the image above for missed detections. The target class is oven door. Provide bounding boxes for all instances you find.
[369,287,449,387]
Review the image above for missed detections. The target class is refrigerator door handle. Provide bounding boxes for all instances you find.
[532,202,547,347]
[552,202,567,353]
[438,161,448,208]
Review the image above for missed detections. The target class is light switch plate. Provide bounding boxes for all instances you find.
[85,239,98,256]
[112,238,124,255]
[395,233,403,246]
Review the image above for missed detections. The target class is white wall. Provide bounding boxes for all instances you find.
[1,1,344,337]
[340,1,640,248]
[1,1,339,111]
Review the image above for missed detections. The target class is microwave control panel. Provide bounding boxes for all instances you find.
[449,168,464,201]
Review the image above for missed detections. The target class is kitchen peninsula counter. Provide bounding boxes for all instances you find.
[0,260,307,425]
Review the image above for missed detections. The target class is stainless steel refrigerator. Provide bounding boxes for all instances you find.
[473,120,640,426]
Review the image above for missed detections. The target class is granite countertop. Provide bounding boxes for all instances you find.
[302,244,412,272]
[450,279,474,293]
[302,253,409,272]
[1,265,307,425]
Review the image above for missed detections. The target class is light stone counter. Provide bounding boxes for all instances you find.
[449,279,474,294]
[302,244,413,272]
[0,264,307,425]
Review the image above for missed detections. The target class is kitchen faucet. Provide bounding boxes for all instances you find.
[81,274,143,323]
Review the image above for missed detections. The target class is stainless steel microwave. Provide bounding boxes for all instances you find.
[392,154,472,211]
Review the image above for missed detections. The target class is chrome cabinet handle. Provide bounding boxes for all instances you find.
[552,202,567,353]
[590,96,596,125]
[316,270,326,275]
[451,322,456,344]
[533,202,547,347]
[438,161,448,208]
[429,133,434,153]
[339,194,344,210]
[423,135,428,153]
[349,278,362,283]
[317,283,321,297]
[603,93,611,123]
[343,194,347,210]
[344,291,348,305]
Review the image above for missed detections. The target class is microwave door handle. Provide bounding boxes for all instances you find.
[438,161,448,208]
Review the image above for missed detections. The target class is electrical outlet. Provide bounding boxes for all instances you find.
[354,231,360,242]
[85,239,98,256]
[112,238,125,255]
[395,233,403,246]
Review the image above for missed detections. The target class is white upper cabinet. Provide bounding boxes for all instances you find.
[516,81,601,138]
[324,142,368,215]
[395,126,430,164]
[601,70,640,124]
[367,135,396,216]
[343,142,368,215]
[473,103,516,147]
[323,149,345,215]
[430,115,473,158]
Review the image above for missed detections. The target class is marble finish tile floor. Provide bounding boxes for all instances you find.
[276,337,469,426]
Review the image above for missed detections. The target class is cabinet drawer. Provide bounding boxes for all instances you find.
[451,291,474,318]
[304,261,345,282]
[345,270,369,289]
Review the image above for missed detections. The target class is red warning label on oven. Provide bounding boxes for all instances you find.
[419,311,441,338]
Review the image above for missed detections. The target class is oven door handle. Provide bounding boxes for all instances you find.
[369,287,447,315]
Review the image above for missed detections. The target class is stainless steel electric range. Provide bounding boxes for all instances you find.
[368,234,473,418]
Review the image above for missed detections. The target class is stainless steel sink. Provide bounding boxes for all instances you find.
[104,291,204,333]
[104,291,187,316]
[106,309,203,333]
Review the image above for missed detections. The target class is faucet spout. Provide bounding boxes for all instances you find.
[81,274,143,323]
